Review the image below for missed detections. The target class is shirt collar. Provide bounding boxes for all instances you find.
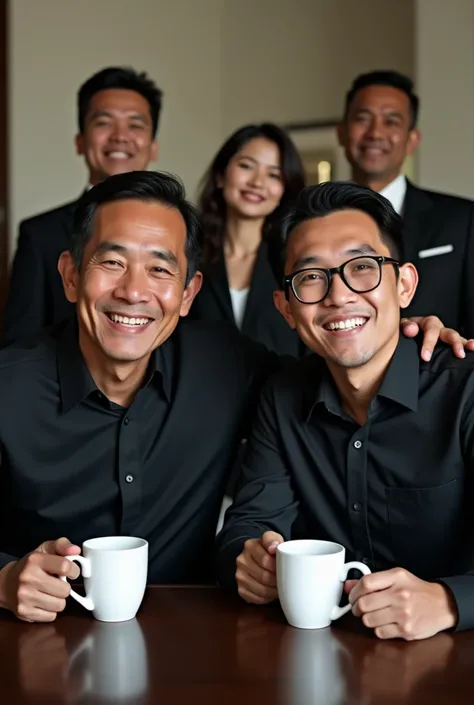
[376,336,419,412]
[57,318,173,413]
[304,358,339,421]
[379,174,407,215]
[306,335,419,421]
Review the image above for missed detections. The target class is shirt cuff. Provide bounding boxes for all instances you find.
[438,575,474,631]
[0,553,18,571]
[215,534,258,590]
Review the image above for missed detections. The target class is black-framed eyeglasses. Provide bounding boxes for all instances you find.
[283,255,400,304]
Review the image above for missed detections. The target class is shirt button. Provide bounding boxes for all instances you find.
[353,440,362,449]
[362,557,370,565]
[125,474,134,483]
[353,502,363,511]
[124,417,130,425]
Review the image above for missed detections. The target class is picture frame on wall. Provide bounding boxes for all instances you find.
[284,121,351,185]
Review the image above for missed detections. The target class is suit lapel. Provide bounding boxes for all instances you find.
[62,202,76,242]
[401,181,435,263]
[59,195,84,247]
[206,240,281,330]
[207,252,235,323]
[241,242,275,332]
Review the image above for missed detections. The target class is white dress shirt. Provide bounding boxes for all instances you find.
[229,288,249,329]
[379,174,407,215]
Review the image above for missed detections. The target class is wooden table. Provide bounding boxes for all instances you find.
[0,586,472,704]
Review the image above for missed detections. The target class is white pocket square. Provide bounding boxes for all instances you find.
[418,245,454,259]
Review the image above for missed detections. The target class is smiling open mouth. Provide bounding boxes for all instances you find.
[240,191,265,203]
[105,313,153,327]
[104,151,134,160]
[323,317,368,332]
[361,147,388,156]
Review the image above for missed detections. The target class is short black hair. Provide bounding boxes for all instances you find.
[278,181,404,270]
[344,70,419,130]
[77,67,163,137]
[71,171,202,285]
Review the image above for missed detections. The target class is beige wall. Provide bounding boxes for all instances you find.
[9,0,415,249]
[415,0,474,199]
[222,0,414,135]
[8,0,223,246]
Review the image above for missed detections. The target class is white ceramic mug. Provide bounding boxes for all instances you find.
[276,539,371,629]
[61,536,148,622]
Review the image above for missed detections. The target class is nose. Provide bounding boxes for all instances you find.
[248,167,265,188]
[110,121,129,143]
[113,267,152,305]
[365,116,385,141]
[323,272,359,308]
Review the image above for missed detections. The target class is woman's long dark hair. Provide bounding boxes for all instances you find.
[198,123,306,270]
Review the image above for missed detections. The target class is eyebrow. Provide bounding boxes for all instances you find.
[90,110,148,123]
[93,241,179,268]
[291,244,378,270]
[354,107,404,120]
[238,155,281,170]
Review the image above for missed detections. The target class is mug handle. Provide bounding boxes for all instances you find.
[60,555,94,611]
[331,561,372,621]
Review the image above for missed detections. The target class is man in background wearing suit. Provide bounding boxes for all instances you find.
[337,70,474,336]
[3,67,162,344]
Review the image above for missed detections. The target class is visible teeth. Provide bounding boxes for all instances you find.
[107,151,129,159]
[109,314,150,326]
[326,317,366,331]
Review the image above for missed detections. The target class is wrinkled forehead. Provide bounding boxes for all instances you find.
[285,210,390,271]
[88,200,187,256]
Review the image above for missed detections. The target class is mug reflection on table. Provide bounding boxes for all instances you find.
[279,626,355,705]
[61,536,148,622]
[69,618,148,703]
[276,540,371,629]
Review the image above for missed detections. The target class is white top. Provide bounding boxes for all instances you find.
[379,174,407,215]
[229,288,250,329]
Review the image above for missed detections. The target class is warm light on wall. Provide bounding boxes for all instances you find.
[317,160,332,183]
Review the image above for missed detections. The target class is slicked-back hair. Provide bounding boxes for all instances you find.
[71,171,202,285]
[78,67,163,137]
[278,181,404,274]
[344,70,419,130]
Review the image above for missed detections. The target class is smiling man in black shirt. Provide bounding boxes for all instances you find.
[217,182,474,639]
[0,171,274,623]
[0,172,469,624]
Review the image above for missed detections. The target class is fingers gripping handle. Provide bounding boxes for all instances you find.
[331,561,372,621]
[60,555,94,611]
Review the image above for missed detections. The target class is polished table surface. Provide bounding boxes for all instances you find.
[0,586,473,704]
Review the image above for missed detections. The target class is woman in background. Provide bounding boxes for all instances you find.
[189,123,307,356]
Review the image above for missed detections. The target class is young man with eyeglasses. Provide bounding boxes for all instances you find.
[217,181,474,640]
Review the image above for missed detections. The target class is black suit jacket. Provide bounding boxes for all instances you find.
[189,240,306,357]
[402,181,474,336]
[3,199,78,344]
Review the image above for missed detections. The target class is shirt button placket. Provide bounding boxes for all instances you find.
[347,429,372,565]
[119,414,141,534]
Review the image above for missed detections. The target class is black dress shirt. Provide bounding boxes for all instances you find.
[216,337,474,631]
[0,318,277,584]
